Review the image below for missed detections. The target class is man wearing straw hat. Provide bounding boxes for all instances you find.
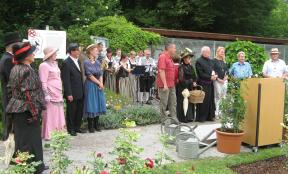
[262,48,287,78]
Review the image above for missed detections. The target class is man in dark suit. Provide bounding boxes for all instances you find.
[61,43,85,136]
[0,32,21,140]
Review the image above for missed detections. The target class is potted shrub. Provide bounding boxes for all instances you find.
[216,78,246,154]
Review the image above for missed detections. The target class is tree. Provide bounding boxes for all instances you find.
[87,16,162,53]
[262,0,288,38]
[0,0,120,50]
[119,0,278,36]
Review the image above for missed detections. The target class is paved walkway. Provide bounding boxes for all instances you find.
[0,122,251,173]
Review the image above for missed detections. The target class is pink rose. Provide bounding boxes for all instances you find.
[15,158,23,164]
[145,158,154,168]
[118,158,126,165]
[100,171,109,174]
[97,153,102,158]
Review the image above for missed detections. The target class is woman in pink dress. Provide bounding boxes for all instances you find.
[39,47,66,140]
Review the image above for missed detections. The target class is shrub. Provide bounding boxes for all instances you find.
[99,105,161,129]
[219,78,246,133]
[0,152,41,174]
[67,25,92,48]
[225,40,268,75]
[87,16,162,53]
[50,131,72,174]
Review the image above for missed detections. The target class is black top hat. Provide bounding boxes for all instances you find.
[4,32,21,47]
[67,43,79,53]
[106,48,113,54]
[12,42,36,62]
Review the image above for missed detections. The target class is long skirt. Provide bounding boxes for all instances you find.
[196,82,216,122]
[104,72,116,92]
[84,80,107,118]
[119,77,133,99]
[129,74,137,102]
[176,85,195,123]
[13,112,45,174]
[42,101,66,140]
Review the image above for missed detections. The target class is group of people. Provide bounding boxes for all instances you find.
[0,32,107,173]
[101,48,156,104]
[0,31,287,174]
[156,43,288,124]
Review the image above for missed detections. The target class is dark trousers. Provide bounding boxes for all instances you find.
[13,112,44,174]
[196,83,216,122]
[66,98,84,132]
[1,91,12,140]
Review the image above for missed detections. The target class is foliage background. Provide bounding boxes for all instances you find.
[225,40,269,75]
[67,16,162,52]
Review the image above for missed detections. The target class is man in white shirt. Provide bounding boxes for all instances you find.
[61,43,85,136]
[263,48,287,78]
[138,49,156,104]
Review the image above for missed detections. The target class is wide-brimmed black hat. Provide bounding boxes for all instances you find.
[67,43,79,53]
[4,32,21,47]
[12,42,36,62]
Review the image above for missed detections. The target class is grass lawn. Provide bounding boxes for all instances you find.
[153,147,283,174]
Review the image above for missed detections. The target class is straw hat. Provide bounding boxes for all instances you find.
[43,47,58,61]
[180,47,194,59]
[270,48,280,54]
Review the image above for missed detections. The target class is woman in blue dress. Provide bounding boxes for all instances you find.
[84,44,106,133]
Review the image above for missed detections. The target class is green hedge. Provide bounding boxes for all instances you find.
[67,16,162,52]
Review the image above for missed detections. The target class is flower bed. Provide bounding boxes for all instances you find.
[99,89,161,129]
[231,156,287,174]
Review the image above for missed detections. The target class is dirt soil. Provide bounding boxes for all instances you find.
[231,156,288,174]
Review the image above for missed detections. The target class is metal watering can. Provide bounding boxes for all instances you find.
[176,131,216,159]
[161,118,197,144]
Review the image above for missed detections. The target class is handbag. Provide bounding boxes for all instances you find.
[189,85,205,104]
[3,133,15,167]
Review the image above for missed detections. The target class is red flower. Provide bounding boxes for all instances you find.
[100,171,109,174]
[97,153,102,158]
[15,158,23,164]
[118,158,126,165]
[145,158,154,168]
[176,172,182,174]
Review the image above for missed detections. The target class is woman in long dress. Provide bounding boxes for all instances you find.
[84,44,106,133]
[6,42,46,173]
[103,48,116,92]
[129,50,137,102]
[177,51,197,123]
[39,47,66,140]
[116,54,132,99]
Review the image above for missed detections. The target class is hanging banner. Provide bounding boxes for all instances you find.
[28,29,66,59]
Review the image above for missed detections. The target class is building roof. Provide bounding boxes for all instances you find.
[143,28,288,45]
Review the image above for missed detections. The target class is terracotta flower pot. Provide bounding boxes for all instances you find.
[215,128,244,154]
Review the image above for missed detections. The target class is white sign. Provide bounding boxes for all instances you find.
[28,29,66,59]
